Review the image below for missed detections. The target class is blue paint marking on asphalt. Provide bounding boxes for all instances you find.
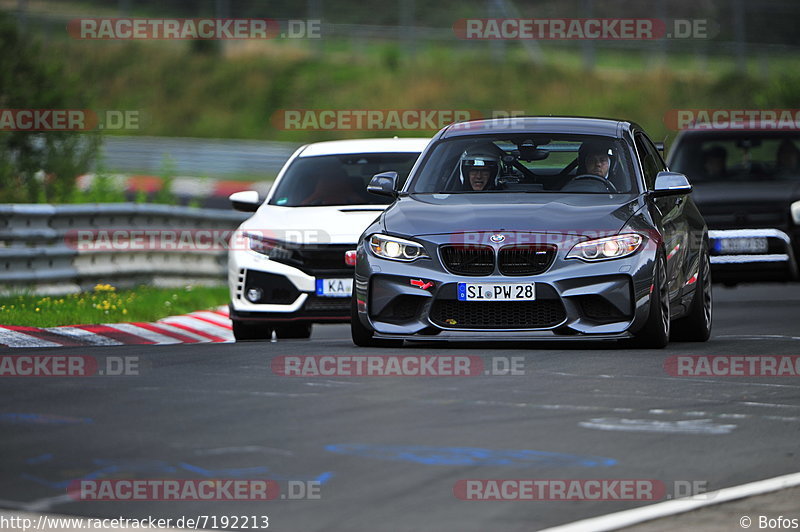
[0,413,93,425]
[324,444,617,467]
[21,454,334,489]
[25,454,54,465]
[314,472,334,484]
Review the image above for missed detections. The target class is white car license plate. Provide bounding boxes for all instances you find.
[457,282,536,301]
[316,278,353,298]
[717,237,768,254]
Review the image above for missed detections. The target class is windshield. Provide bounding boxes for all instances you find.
[408,134,637,195]
[670,133,800,183]
[269,152,419,206]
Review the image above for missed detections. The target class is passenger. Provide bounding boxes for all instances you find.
[702,145,728,180]
[460,150,499,191]
[775,138,800,178]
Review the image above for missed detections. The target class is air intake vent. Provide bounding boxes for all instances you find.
[440,245,494,276]
[498,245,556,275]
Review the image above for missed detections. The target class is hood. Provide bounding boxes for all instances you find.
[239,204,385,244]
[383,193,643,237]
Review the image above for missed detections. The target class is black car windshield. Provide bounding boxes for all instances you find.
[670,133,800,183]
[408,134,637,194]
[269,152,419,206]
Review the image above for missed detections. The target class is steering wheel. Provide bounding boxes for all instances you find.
[570,174,619,193]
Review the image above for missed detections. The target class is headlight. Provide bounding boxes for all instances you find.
[245,232,293,260]
[792,200,800,224]
[369,234,428,262]
[566,233,644,262]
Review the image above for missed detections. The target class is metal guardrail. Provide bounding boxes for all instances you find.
[0,203,250,294]
[99,136,300,177]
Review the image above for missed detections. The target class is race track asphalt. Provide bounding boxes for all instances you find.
[1,284,799,531]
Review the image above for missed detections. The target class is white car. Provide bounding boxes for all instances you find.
[228,138,430,341]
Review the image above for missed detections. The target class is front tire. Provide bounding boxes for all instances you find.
[631,253,670,349]
[672,248,712,342]
[274,323,313,339]
[232,320,273,341]
[350,296,403,348]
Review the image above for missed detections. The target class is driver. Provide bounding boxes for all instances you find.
[460,150,499,191]
[578,140,612,178]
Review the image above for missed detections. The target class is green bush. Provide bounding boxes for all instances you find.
[0,11,101,203]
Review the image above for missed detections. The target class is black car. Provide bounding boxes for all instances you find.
[668,129,800,285]
[351,117,711,348]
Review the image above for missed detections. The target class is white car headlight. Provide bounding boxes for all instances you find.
[244,232,293,260]
[567,233,644,262]
[792,200,800,224]
[369,234,428,262]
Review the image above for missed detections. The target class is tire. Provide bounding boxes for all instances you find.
[274,323,313,339]
[671,248,712,342]
[232,320,273,341]
[350,296,403,348]
[631,253,670,349]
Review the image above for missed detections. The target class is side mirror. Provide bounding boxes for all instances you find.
[367,171,399,198]
[651,171,692,197]
[229,190,261,212]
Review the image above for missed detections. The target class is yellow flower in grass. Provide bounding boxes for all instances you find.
[94,284,116,292]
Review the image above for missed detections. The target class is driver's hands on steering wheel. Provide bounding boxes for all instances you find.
[568,173,619,193]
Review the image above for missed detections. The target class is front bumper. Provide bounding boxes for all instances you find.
[355,233,658,339]
[708,229,799,283]
[228,247,353,324]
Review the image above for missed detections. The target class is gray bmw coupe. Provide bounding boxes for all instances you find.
[351,117,711,348]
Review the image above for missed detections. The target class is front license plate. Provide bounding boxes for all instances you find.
[457,282,536,301]
[715,237,768,254]
[316,278,353,298]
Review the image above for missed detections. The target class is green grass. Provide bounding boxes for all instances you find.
[0,284,229,327]
[43,37,800,148]
[8,2,800,153]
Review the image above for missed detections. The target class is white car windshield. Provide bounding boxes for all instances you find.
[269,153,419,206]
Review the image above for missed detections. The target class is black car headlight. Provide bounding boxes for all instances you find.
[245,232,293,261]
[369,234,429,262]
[792,200,800,225]
[566,233,643,262]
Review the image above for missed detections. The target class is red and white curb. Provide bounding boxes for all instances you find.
[0,307,233,348]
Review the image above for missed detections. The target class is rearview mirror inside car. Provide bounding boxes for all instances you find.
[367,171,399,198]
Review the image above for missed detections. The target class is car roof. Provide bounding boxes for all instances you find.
[439,116,631,138]
[674,127,800,139]
[298,137,431,157]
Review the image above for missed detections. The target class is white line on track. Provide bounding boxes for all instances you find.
[578,417,737,435]
[543,371,800,390]
[716,334,800,341]
[539,471,800,532]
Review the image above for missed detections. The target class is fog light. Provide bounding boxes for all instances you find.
[246,288,262,302]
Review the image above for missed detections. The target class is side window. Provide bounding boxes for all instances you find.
[643,136,667,173]
[634,133,659,190]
